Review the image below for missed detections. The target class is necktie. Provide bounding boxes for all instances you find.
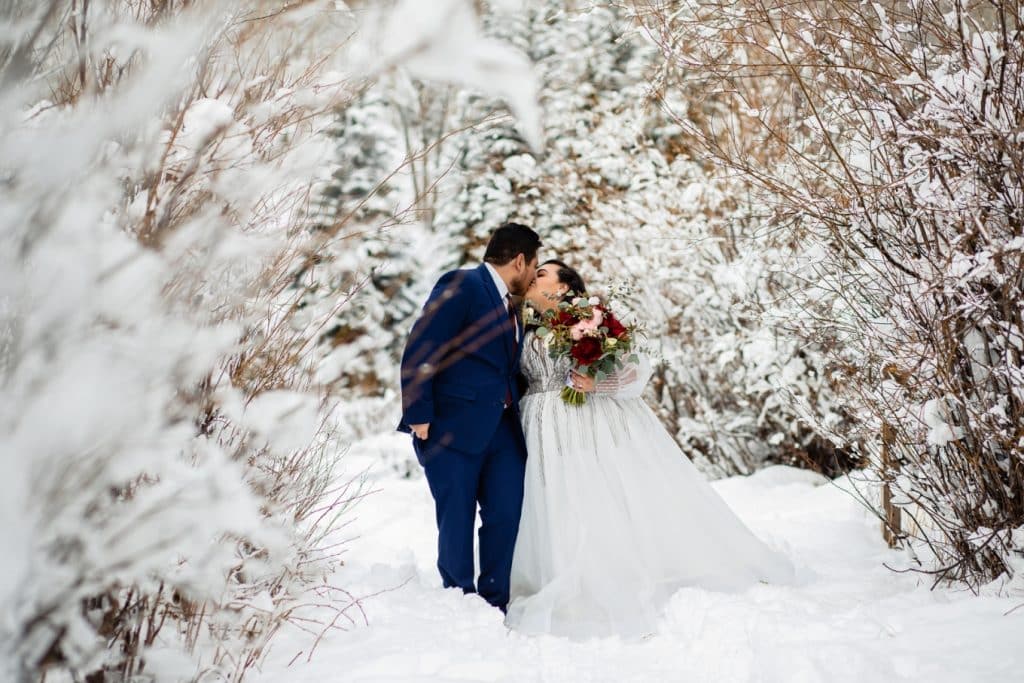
[506,294,519,348]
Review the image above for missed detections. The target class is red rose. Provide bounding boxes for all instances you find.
[603,313,628,339]
[554,310,577,327]
[570,337,603,366]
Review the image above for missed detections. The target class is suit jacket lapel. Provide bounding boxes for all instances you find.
[476,264,515,364]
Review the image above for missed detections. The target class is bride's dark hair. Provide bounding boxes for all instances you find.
[542,259,586,302]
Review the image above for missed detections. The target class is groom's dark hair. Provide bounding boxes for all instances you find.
[483,222,542,266]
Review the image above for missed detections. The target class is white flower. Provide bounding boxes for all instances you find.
[605,337,617,347]
[588,296,600,306]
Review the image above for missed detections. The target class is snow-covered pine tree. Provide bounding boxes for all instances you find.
[307,89,412,398]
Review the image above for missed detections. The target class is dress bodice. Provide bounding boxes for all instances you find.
[521,331,572,395]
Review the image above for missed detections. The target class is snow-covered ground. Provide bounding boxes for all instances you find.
[256,433,1023,683]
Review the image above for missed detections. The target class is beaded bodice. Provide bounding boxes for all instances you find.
[521,332,572,395]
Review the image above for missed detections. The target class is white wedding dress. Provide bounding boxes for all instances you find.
[505,332,795,639]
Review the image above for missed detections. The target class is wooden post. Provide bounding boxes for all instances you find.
[881,422,901,548]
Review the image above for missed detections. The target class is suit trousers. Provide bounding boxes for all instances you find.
[420,409,526,611]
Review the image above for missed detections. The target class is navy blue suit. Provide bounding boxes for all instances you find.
[398,264,527,610]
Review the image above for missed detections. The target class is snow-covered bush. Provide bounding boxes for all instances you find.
[643,0,1024,586]
[0,2,365,680]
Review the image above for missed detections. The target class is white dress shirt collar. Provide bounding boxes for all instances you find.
[484,262,520,343]
[484,262,510,301]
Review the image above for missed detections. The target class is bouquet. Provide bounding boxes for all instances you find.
[535,294,640,406]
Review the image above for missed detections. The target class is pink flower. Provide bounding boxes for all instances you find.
[569,307,604,340]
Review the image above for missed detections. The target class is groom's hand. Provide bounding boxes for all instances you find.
[411,423,430,440]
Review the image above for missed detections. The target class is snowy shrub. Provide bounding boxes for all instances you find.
[0,2,366,680]
[642,0,1024,586]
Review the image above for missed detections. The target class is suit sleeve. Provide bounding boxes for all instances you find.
[399,270,472,427]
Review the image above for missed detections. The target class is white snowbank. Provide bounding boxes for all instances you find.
[256,433,1023,683]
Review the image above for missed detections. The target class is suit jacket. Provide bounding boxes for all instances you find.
[398,264,525,459]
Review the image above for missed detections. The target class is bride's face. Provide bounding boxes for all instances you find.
[526,264,568,311]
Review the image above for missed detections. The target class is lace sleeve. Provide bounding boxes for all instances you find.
[593,354,652,399]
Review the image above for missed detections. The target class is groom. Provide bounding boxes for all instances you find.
[398,223,540,611]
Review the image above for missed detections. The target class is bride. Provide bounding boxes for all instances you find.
[505,259,795,639]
